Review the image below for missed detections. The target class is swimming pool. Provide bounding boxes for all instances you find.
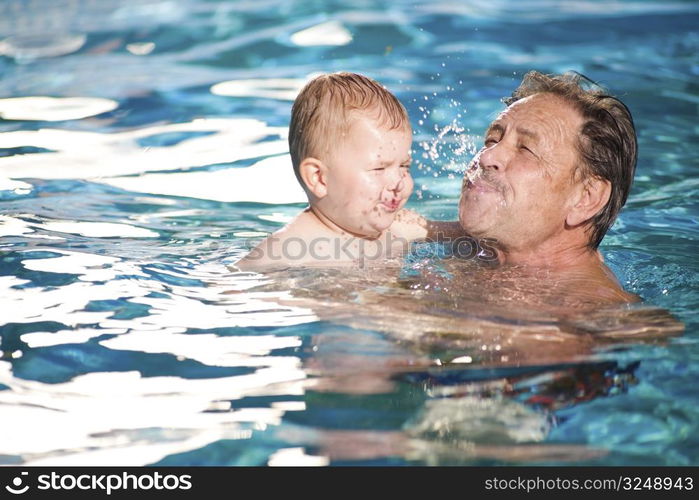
[0,0,697,466]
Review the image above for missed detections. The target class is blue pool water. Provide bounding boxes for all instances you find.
[0,0,698,466]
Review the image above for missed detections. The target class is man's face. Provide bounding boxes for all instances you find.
[458,93,585,251]
[321,112,413,238]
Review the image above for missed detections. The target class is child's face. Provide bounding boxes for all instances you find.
[321,112,413,238]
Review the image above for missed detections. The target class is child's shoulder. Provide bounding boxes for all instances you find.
[232,213,322,271]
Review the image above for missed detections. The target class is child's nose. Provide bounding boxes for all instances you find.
[387,168,406,192]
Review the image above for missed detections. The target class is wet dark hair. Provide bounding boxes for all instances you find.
[504,71,637,249]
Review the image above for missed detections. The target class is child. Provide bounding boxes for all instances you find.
[235,72,416,270]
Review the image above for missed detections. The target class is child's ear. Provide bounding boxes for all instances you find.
[299,157,328,198]
[566,176,611,227]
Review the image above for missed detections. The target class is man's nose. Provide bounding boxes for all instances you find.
[478,142,508,172]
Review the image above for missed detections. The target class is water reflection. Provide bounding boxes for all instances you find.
[0,0,695,467]
[0,96,117,121]
[211,78,307,101]
[0,366,306,466]
[289,21,353,47]
[231,259,683,464]
[247,262,683,364]
[4,246,657,465]
[0,34,86,60]
[0,261,315,465]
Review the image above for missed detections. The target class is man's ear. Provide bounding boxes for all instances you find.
[299,157,328,198]
[566,176,611,227]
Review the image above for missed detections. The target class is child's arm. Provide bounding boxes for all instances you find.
[390,209,468,242]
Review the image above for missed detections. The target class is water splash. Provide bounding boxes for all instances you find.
[412,75,479,202]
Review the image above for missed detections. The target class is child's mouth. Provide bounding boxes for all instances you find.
[381,199,401,212]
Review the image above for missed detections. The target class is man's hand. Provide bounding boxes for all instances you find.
[389,208,428,241]
[390,209,467,242]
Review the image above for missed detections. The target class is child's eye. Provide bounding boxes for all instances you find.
[400,163,411,170]
[372,167,386,172]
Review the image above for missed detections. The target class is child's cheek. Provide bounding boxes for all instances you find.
[403,174,414,196]
[362,173,383,193]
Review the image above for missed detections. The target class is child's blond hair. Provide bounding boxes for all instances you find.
[289,72,410,189]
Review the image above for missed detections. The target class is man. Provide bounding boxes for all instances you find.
[396,70,640,306]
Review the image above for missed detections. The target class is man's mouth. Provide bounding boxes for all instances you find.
[466,177,499,194]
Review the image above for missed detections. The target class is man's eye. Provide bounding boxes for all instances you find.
[520,144,535,155]
[484,138,497,146]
